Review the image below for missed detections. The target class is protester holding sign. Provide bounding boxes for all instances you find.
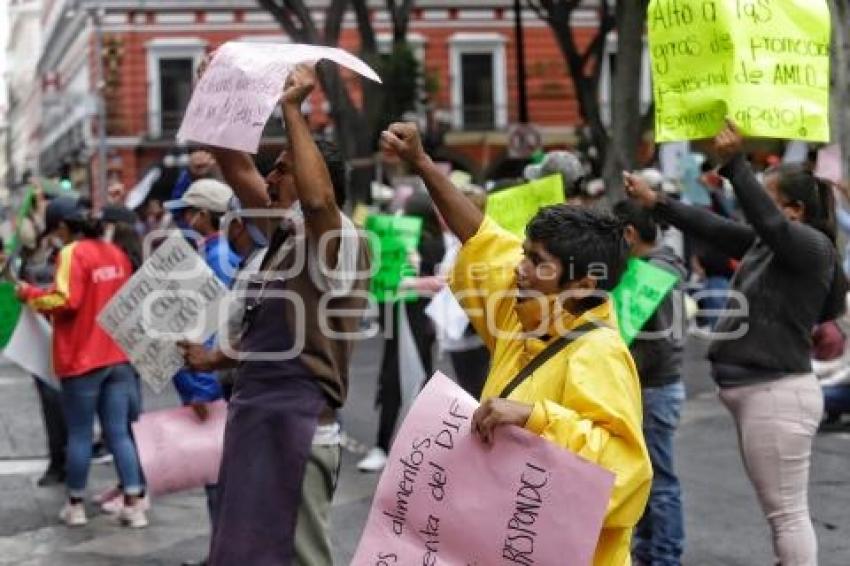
[15,197,147,529]
[614,199,688,566]
[197,62,371,565]
[164,179,240,408]
[625,120,847,566]
[381,122,651,565]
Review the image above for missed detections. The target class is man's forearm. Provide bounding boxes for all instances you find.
[282,104,336,212]
[414,157,484,243]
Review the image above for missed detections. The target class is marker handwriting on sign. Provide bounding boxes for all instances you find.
[355,374,614,566]
[648,0,830,142]
[502,462,551,566]
[379,396,470,566]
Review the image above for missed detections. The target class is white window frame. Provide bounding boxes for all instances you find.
[146,38,208,138]
[599,32,652,127]
[448,33,508,130]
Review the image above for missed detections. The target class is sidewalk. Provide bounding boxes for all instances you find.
[0,341,848,565]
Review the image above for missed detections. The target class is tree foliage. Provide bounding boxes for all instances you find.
[528,0,651,198]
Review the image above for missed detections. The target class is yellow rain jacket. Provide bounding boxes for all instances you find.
[450,217,652,566]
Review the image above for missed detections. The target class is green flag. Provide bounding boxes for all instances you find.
[5,187,36,255]
[611,258,679,345]
[0,283,23,349]
[365,215,423,303]
[486,174,565,237]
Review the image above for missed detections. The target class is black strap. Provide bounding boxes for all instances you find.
[500,322,604,399]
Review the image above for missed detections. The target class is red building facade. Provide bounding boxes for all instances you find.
[35,1,618,205]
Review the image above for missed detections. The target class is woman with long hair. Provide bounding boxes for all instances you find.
[625,121,847,566]
[17,197,147,528]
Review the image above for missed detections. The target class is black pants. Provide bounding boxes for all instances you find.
[376,300,435,452]
[449,346,491,400]
[33,376,67,474]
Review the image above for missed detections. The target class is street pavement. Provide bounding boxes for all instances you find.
[0,336,848,565]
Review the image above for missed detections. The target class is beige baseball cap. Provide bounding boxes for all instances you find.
[165,179,233,213]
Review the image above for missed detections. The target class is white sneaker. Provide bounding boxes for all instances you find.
[119,501,149,528]
[102,493,151,515]
[58,502,87,527]
[357,447,388,473]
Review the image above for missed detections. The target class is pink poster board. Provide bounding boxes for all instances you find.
[352,373,615,566]
[132,400,227,496]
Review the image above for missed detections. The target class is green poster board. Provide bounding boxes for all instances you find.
[0,282,22,349]
[649,0,831,142]
[486,174,565,237]
[365,215,423,303]
[611,258,679,345]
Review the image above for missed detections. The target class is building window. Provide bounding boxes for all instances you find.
[449,33,507,131]
[159,59,194,134]
[146,38,207,138]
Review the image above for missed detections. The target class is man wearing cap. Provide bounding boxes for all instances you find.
[165,179,242,286]
[190,63,371,565]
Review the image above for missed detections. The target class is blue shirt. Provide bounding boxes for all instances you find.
[172,233,242,405]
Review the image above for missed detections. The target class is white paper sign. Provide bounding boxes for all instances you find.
[2,309,58,389]
[97,233,226,393]
[177,41,382,153]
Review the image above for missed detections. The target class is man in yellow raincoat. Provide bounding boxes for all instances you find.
[381,123,652,565]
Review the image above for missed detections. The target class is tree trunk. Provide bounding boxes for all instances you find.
[602,0,647,201]
[830,0,850,180]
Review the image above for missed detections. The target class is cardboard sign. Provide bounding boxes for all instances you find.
[177,42,381,153]
[365,215,423,303]
[486,175,565,237]
[611,257,680,345]
[132,400,227,495]
[649,0,831,142]
[98,233,226,393]
[352,373,615,566]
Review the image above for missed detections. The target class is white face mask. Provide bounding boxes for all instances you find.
[49,236,64,250]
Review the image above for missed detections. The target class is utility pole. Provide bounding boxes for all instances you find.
[89,4,108,208]
[513,0,529,124]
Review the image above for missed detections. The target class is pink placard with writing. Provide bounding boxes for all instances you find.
[352,373,615,566]
[131,400,227,496]
[177,42,381,153]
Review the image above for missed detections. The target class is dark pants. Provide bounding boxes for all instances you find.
[449,346,490,400]
[633,381,686,566]
[34,376,66,474]
[376,300,435,452]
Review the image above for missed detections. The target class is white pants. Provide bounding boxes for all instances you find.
[719,374,823,566]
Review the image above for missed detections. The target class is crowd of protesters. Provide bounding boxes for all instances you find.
[7,60,850,566]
